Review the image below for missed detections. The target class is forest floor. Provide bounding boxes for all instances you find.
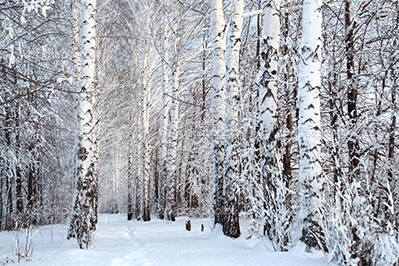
[0,214,334,266]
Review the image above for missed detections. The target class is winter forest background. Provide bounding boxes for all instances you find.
[0,0,398,265]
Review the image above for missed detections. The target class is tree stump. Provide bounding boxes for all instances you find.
[185,219,191,231]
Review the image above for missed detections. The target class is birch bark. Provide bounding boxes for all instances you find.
[210,0,226,227]
[257,0,281,241]
[157,22,170,220]
[164,4,180,222]
[297,0,324,250]
[127,107,134,221]
[223,0,243,238]
[67,0,98,249]
[138,3,154,222]
[140,83,151,222]
[139,60,151,221]
[165,61,179,222]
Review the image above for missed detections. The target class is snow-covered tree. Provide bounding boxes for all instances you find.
[222,0,244,238]
[210,0,226,227]
[297,0,324,250]
[67,0,99,249]
[257,0,281,245]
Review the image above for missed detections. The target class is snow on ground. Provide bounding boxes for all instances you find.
[0,214,335,266]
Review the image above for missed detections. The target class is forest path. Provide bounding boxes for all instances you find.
[0,214,333,266]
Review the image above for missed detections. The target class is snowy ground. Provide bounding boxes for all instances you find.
[0,214,335,266]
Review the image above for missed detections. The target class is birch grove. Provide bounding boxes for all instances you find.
[2,0,399,263]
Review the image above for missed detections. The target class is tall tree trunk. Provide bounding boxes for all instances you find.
[258,0,281,241]
[297,0,324,251]
[140,84,151,222]
[345,0,359,181]
[134,111,141,219]
[27,142,37,226]
[0,177,3,231]
[223,0,243,238]
[157,22,170,220]
[165,62,179,222]
[388,67,396,183]
[281,10,295,231]
[6,174,13,231]
[344,1,364,261]
[67,0,98,249]
[127,108,134,221]
[210,0,226,227]
[5,107,13,231]
[71,0,81,213]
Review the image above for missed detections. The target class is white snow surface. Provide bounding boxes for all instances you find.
[0,214,335,266]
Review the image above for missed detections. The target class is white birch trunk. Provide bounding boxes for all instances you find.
[134,110,141,219]
[127,107,134,220]
[210,0,227,227]
[157,22,170,220]
[164,6,180,222]
[297,0,324,250]
[257,0,281,242]
[70,0,80,229]
[140,82,151,222]
[71,0,81,84]
[138,4,153,222]
[68,0,98,249]
[165,63,179,222]
[223,0,243,238]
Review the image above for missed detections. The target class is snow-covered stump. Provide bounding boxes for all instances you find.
[68,0,98,249]
[297,0,325,251]
[223,0,243,239]
[210,0,227,227]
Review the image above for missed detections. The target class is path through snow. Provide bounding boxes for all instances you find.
[0,214,334,266]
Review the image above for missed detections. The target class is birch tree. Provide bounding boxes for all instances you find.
[157,20,171,220]
[67,0,98,249]
[223,0,243,238]
[210,0,226,227]
[257,0,281,242]
[138,1,159,222]
[297,0,324,251]
[164,17,180,222]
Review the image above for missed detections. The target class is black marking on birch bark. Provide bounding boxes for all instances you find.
[308,146,319,153]
[78,147,88,161]
[262,107,275,114]
[303,118,314,124]
[233,38,241,46]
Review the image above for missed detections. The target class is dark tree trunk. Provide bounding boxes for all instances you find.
[388,71,396,181]
[127,113,134,221]
[223,196,240,238]
[27,154,37,226]
[16,170,23,216]
[281,11,294,189]
[6,174,13,231]
[5,107,13,231]
[345,0,359,181]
